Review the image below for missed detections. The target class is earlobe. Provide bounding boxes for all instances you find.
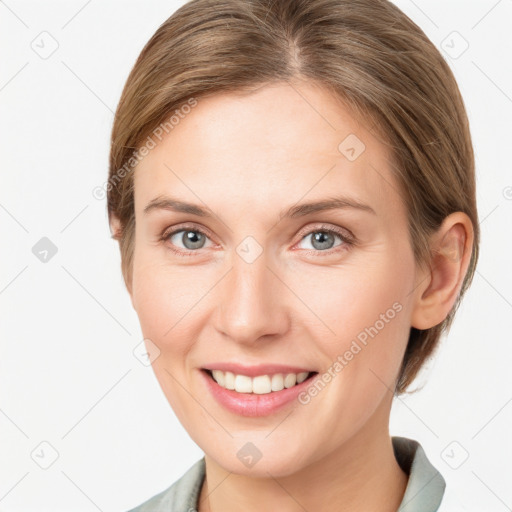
[109,213,123,241]
[410,212,473,330]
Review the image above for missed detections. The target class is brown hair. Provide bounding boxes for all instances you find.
[107,0,479,395]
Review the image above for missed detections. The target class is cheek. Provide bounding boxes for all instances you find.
[131,253,203,352]
[290,251,413,380]
[287,257,413,436]
[131,260,212,419]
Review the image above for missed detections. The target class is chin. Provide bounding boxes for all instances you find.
[203,439,312,478]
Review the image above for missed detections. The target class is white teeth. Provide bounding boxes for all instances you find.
[234,374,253,393]
[284,373,297,388]
[296,372,309,384]
[271,373,284,391]
[224,371,235,390]
[209,370,311,394]
[212,370,225,387]
[252,375,272,394]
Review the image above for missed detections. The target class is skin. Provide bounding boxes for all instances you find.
[111,80,473,512]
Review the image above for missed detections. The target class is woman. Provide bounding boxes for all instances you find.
[107,0,479,510]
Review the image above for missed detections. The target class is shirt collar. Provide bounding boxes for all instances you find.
[393,436,446,511]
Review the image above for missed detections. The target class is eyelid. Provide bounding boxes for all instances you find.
[295,222,355,244]
[162,222,216,243]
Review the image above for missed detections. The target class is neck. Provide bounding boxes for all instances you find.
[198,396,408,512]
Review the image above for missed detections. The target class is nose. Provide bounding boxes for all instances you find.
[214,250,290,346]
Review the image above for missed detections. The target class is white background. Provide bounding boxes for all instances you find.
[1,0,511,510]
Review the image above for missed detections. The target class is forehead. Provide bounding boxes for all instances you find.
[133,81,404,223]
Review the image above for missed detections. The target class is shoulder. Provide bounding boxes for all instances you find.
[126,457,205,512]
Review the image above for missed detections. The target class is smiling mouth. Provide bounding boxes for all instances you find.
[202,368,318,395]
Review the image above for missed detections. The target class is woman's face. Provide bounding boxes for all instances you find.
[128,81,424,476]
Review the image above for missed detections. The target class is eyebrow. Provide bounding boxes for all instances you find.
[143,195,376,218]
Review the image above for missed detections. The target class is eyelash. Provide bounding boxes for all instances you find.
[159,223,356,258]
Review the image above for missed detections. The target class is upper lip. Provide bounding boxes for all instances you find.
[202,362,316,377]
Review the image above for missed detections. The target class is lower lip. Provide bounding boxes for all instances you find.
[200,369,319,417]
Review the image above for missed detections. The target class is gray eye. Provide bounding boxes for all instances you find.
[170,230,208,250]
[298,231,343,251]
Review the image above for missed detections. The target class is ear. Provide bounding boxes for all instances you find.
[109,212,123,241]
[109,213,136,307]
[410,212,474,330]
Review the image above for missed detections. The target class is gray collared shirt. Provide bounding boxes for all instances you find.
[127,436,447,511]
